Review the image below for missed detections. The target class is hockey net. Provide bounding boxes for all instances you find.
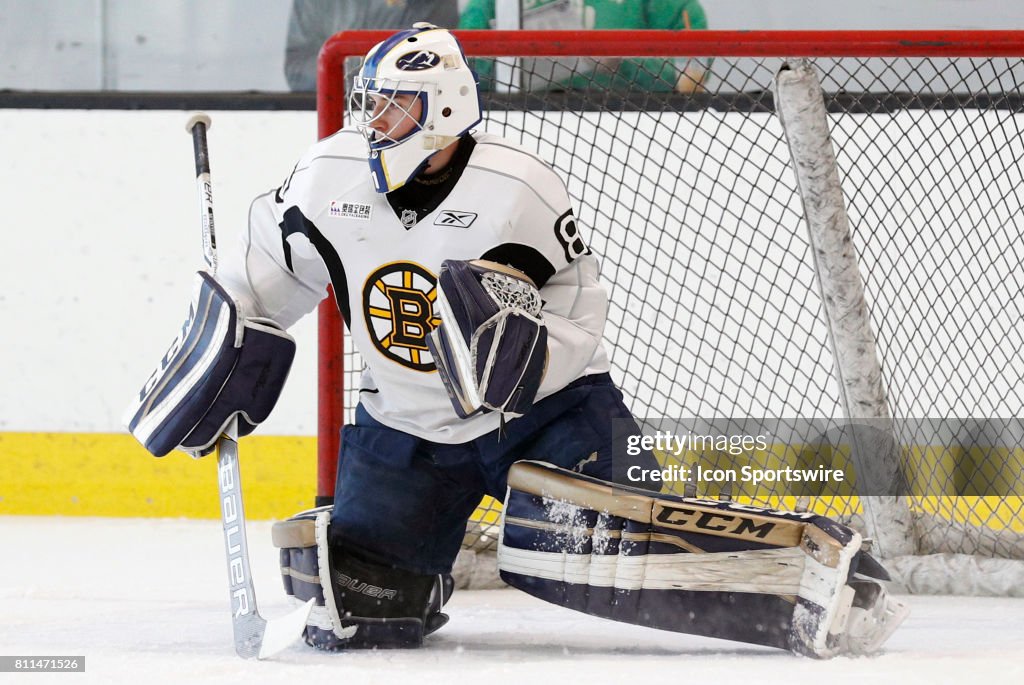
[317,30,1024,594]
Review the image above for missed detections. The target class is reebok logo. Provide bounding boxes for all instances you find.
[434,210,478,228]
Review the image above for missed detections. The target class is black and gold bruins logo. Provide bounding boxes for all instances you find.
[362,261,440,371]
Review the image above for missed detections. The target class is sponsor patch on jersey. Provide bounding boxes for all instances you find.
[330,201,372,221]
[396,50,441,71]
[362,261,440,372]
[433,210,478,229]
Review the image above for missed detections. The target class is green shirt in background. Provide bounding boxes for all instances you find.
[459,0,710,92]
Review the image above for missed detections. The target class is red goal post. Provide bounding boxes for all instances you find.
[314,30,1024,591]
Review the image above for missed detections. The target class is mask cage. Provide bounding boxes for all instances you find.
[350,77,429,149]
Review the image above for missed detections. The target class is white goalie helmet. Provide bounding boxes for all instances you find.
[350,24,483,193]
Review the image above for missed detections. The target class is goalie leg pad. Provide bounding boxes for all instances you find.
[273,507,454,650]
[123,271,295,457]
[497,461,908,657]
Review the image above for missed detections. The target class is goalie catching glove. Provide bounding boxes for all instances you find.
[123,271,295,457]
[426,259,548,421]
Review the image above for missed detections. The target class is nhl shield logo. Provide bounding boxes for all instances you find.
[396,50,441,71]
[400,209,419,228]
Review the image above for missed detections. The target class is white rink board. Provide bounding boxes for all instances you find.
[0,109,320,435]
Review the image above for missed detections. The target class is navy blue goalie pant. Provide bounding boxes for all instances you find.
[329,373,659,575]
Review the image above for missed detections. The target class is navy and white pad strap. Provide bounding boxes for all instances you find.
[123,270,295,457]
[272,507,358,640]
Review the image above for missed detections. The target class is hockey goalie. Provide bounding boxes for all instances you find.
[127,24,907,657]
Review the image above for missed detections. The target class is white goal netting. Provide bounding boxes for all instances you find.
[322,32,1024,593]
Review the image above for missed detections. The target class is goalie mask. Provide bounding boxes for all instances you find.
[350,24,483,193]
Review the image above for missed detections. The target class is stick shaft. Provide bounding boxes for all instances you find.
[186,113,264,657]
[184,112,311,659]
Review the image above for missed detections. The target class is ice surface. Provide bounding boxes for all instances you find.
[2,516,1023,685]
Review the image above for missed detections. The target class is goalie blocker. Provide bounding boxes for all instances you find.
[499,461,909,658]
[123,271,295,457]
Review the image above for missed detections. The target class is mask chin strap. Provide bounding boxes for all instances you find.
[366,126,443,192]
[422,135,459,150]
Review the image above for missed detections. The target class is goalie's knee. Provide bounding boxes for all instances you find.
[497,461,908,657]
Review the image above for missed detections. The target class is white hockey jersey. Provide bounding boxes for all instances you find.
[218,130,611,443]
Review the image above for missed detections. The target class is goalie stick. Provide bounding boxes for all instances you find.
[185,112,313,659]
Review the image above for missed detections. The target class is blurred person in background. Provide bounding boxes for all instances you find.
[459,0,711,93]
[285,0,460,91]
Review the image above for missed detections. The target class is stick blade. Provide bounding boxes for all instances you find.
[232,613,268,660]
[256,599,315,660]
